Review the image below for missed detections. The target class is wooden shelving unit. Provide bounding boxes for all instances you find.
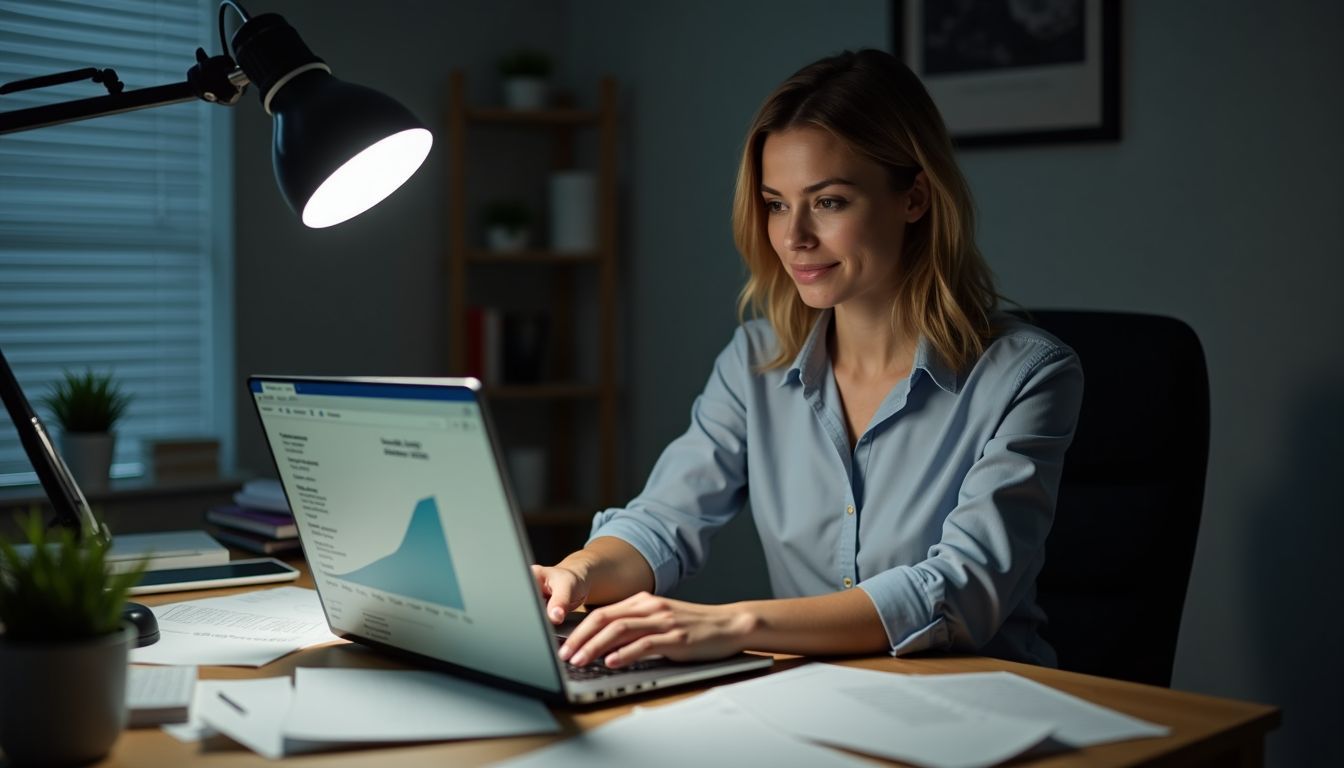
[447,72,618,561]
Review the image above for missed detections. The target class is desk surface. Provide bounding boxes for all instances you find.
[103,565,1279,768]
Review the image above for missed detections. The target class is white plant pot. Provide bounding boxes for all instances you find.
[0,624,134,766]
[486,225,530,253]
[60,431,115,494]
[503,77,549,110]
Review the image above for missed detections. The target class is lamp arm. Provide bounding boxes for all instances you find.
[0,52,249,136]
[0,348,107,545]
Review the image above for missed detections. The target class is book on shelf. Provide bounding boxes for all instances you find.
[206,505,298,539]
[208,526,302,556]
[144,437,220,483]
[466,305,503,383]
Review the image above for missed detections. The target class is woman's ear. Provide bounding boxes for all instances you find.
[905,171,931,224]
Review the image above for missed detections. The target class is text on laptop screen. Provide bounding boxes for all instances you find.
[250,379,561,692]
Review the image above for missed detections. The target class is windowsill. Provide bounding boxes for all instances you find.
[0,476,245,509]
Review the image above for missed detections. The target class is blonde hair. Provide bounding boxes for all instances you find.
[733,49,999,372]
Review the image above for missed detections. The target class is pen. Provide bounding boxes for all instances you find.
[217,692,247,715]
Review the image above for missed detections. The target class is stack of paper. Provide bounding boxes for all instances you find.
[126,665,197,727]
[168,668,558,759]
[130,586,342,667]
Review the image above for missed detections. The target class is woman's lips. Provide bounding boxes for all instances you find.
[791,263,838,284]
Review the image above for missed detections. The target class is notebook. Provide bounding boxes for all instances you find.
[248,375,771,704]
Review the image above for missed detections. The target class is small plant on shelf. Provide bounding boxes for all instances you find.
[497,49,553,79]
[482,200,532,252]
[41,368,132,434]
[498,49,552,110]
[40,368,133,493]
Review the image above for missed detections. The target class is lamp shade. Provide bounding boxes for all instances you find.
[270,72,432,228]
[231,13,432,228]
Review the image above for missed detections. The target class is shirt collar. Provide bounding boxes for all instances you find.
[781,310,832,390]
[782,309,960,394]
[913,334,960,394]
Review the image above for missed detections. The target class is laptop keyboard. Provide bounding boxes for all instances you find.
[565,657,669,680]
[556,637,671,680]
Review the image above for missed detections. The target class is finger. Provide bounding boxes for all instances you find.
[568,614,673,667]
[602,632,672,669]
[544,572,578,624]
[558,592,662,661]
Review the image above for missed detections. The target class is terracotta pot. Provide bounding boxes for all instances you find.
[0,624,133,766]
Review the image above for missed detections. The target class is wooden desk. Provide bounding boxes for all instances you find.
[102,567,1279,768]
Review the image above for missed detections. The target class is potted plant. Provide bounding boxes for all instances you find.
[498,49,552,110]
[0,515,146,766]
[41,368,132,494]
[482,200,532,252]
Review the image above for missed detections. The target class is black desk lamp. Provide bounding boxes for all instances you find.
[0,1,432,640]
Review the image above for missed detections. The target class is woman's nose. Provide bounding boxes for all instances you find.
[785,211,817,251]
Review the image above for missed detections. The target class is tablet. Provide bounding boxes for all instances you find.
[127,557,300,595]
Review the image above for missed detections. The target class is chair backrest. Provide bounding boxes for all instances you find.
[1021,310,1209,687]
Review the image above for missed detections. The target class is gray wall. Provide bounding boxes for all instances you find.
[232,0,568,474]
[233,2,1342,764]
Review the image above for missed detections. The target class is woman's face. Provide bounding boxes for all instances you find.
[760,127,926,315]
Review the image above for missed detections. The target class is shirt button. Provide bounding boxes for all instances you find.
[842,577,853,588]
[846,505,855,516]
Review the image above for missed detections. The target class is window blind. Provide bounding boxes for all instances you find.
[0,0,223,484]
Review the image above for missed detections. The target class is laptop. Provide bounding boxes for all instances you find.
[248,375,772,703]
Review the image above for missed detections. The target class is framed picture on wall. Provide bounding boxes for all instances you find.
[893,0,1120,147]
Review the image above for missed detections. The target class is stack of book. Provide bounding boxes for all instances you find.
[205,479,300,556]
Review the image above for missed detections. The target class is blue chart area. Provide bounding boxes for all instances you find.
[334,496,465,611]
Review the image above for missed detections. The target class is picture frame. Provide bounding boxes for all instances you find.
[893,0,1120,147]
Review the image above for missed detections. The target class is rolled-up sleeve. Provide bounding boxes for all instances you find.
[589,329,751,595]
[858,345,1084,656]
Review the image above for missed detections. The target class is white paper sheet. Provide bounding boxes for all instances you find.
[193,677,319,759]
[130,587,343,667]
[901,672,1170,747]
[490,689,875,768]
[283,667,558,742]
[718,664,1055,768]
[161,679,225,743]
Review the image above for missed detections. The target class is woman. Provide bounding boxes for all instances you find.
[532,49,1083,670]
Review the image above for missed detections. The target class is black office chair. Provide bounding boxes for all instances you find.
[1021,310,1209,688]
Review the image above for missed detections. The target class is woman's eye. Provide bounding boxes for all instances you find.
[764,200,786,214]
[817,197,847,211]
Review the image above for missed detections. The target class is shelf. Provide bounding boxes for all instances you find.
[465,107,600,125]
[485,383,600,400]
[468,250,599,264]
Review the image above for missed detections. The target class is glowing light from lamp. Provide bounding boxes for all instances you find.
[300,127,433,229]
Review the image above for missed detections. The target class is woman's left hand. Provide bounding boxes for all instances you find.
[558,592,757,669]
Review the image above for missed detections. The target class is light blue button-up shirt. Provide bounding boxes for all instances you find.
[590,310,1083,665]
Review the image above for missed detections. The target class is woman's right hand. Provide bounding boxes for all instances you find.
[530,563,591,624]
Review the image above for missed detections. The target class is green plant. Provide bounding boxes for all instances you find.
[40,368,132,433]
[497,49,552,79]
[482,200,532,233]
[0,514,145,642]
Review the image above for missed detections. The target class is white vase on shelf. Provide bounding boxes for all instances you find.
[548,171,597,254]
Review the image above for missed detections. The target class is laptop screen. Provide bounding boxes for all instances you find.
[249,377,563,693]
